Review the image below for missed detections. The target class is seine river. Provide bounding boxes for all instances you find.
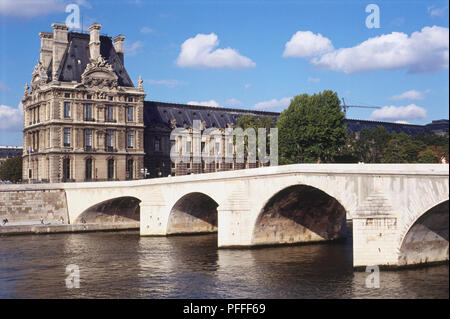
[0,231,448,299]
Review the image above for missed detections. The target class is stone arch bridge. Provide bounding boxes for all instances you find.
[59,164,449,268]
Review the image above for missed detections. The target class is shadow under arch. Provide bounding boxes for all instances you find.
[167,192,218,235]
[398,200,449,267]
[74,196,141,224]
[252,184,347,246]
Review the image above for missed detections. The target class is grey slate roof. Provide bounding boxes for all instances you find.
[144,101,279,129]
[144,100,448,136]
[49,32,134,87]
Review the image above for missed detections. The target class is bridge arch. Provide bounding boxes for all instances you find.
[74,196,141,224]
[251,184,347,246]
[167,192,219,235]
[397,199,449,266]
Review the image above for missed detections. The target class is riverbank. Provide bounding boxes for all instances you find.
[0,222,139,236]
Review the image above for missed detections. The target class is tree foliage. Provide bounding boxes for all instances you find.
[0,156,22,183]
[277,90,347,164]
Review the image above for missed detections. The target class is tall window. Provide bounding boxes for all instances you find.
[63,158,70,181]
[228,143,234,156]
[106,105,114,122]
[127,130,134,148]
[63,128,71,147]
[186,141,191,154]
[85,104,93,121]
[201,142,206,153]
[85,158,92,181]
[85,129,93,149]
[64,102,71,118]
[126,159,133,180]
[106,130,114,150]
[107,159,114,180]
[127,107,134,122]
[154,137,160,152]
[215,142,220,155]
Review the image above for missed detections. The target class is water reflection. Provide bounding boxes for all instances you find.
[0,232,447,298]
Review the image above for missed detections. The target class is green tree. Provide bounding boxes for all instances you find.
[277,90,347,164]
[0,156,22,183]
[417,149,439,163]
[354,126,392,163]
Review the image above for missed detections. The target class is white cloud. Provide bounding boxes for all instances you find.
[187,100,222,108]
[140,26,155,34]
[395,120,411,124]
[370,104,427,121]
[124,41,144,56]
[176,33,255,69]
[428,5,448,17]
[311,26,449,74]
[283,31,334,58]
[388,89,429,101]
[283,26,449,74]
[225,98,242,107]
[244,83,251,89]
[146,79,186,88]
[0,103,23,131]
[253,97,291,110]
[307,77,320,83]
[0,0,90,17]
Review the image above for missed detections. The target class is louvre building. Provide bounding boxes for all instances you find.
[22,23,449,182]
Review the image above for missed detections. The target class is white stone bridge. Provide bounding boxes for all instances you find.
[2,164,447,268]
[57,164,449,268]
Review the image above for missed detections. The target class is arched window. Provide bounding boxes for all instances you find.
[62,158,70,181]
[85,158,93,181]
[126,159,133,180]
[107,159,114,180]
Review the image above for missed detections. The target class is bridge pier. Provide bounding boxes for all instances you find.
[352,216,399,268]
[140,201,170,236]
[217,209,254,248]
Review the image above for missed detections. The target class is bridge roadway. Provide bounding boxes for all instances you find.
[3,164,449,268]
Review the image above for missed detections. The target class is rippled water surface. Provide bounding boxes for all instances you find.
[0,231,448,298]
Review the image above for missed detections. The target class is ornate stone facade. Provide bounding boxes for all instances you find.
[22,23,145,183]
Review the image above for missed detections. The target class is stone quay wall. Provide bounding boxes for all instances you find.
[0,185,69,223]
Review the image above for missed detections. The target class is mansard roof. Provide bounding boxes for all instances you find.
[49,32,134,87]
[144,100,448,136]
[144,101,279,129]
[345,118,430,135]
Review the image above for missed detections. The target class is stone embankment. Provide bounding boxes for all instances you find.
[0,184,139,235]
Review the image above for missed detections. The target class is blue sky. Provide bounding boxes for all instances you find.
[0,0,449,145]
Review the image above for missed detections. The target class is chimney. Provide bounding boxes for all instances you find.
[113,35,125,63]
[89,23,102,61]
[39,32,53,68]
[51,23,68,80]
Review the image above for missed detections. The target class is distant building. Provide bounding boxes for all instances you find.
[0,146,23,166]
[143,101,448,177]
[22,22,449,182]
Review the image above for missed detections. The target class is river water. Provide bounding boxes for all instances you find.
[0,231,448,299]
